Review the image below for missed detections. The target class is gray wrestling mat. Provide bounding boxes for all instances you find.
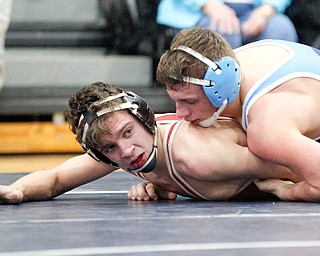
[1,172,320,256]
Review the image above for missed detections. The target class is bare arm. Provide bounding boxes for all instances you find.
[179,126,298,182]
[0,154,116,204]
[246,95,320,201]
[249,130,320,202]
[254,179,319,202]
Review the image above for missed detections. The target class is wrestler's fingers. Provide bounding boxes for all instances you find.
[145,183,158,201]
[128,184,141,200]
[165,191,177,200]
[128,183,150,201]
[0,186,23,204]
[158,190,177,200]
[136,183,152,201]
[127,186,133,200]
[8,190,23,204]
[254,179,293,193]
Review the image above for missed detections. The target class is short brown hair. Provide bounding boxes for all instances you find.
[156,27,238,90]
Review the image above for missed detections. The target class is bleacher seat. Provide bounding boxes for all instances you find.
[0,0,175,119]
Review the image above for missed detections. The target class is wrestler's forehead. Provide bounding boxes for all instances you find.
[104,110,135,125]
[166,84,204,100]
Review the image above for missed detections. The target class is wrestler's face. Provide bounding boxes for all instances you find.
[167,82,217,125]
[98,111,153,170]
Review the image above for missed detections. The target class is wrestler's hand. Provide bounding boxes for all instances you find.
[0,185,23,204]
[128,182,177,201]
[254,179,295,201]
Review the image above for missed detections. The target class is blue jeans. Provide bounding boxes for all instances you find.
[194,4,298,49]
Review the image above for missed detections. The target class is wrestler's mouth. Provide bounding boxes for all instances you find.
[184,116,197,123]
[190,119,201,125]
[130,153,146,168]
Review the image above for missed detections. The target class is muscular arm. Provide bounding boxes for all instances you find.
[176,123,298,183]
[194,141,297,182]
[246,94,320,201]
[249,128,320,201]
[0,154,116,204]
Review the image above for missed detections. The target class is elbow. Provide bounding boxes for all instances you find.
[247,130,281,162]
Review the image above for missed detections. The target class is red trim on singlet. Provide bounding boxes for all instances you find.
[155,113,183,122]
[165,121,207,199]
[131,171,146,180]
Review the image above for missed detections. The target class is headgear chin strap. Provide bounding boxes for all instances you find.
[128,128,158,173]
[173,45,241,126]
[77,91,157,173]
[199,99,228,128]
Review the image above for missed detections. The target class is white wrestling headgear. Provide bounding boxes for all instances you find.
[173,45,241,127]
[77,91,158,173]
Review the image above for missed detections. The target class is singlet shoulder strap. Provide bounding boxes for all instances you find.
[163,120,209,200]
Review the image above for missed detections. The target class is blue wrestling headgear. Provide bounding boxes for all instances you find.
[174,46,241,127]
[175,45,241,108]
[77,91,157,173]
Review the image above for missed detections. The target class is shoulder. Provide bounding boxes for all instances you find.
[175,119,244,142]
[171,121,248,179]
[155,113,183,125]
[172,120,244,161]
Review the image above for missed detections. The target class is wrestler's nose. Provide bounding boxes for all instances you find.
[119,141,134,159]
[175,102,189,118]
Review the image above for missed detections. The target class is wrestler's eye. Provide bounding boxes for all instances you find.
[102,144,115,154]
[123,128,132,138]
[182,99,196,105]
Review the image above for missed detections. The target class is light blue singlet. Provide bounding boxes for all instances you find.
[239,40,320,130]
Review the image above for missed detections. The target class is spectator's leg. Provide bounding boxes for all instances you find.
[196,16,242,49]
[244,14,298,44]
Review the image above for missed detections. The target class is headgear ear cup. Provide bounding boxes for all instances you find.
[203,56,241,108]
[125,91,156,134]
[173,45,241,108]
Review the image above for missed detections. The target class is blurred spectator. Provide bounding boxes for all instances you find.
[0,0,12,90]
[286,0,320,48]
[99,0,159,55]
[157,0,298,49]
